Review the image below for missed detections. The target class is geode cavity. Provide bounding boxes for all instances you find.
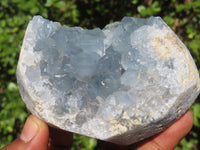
[17,16,200,145]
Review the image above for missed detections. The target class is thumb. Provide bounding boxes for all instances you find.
[2,115,49,150]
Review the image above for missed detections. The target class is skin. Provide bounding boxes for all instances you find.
[1,110,193,150]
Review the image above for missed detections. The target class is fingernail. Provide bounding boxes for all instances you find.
[20,116,39,143]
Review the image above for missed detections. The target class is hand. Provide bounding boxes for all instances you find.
[1,110,193,150]
[136,110,193,150]
[1,115,73,150]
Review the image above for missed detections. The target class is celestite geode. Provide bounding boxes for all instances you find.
[17,16,200,145]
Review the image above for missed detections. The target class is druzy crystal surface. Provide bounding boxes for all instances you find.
[17,16,200,145]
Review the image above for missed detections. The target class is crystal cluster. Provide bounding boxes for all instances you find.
[17,16,200,145]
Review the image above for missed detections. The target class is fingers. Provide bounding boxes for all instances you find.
[1,115,73,150]
[136,110,194,150]
[2,115,49,150]
[48,126,73,150]
[1,110,193,150]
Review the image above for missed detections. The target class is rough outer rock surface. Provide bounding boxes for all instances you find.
[17,16,200,145]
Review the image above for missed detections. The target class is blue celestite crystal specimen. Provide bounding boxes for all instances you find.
[17,16,200,145]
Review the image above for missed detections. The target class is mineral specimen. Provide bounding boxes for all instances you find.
[17,15,200,145]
